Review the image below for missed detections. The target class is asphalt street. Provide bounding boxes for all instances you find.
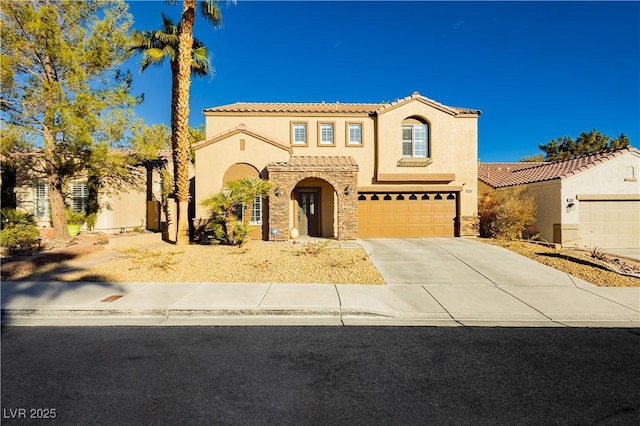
[2,327,640,425]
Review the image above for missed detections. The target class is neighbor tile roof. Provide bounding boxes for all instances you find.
[204,92,481,116]
[269,156,358,168]
[479,147,639,188]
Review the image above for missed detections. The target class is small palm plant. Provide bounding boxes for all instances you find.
[228,177,273,227]
[201,189,243,245]
[201,177,272,245]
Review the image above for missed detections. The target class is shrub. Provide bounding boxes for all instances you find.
[1,208,35,229]
[478,191,499,238]
[0,223,40,252]
[85,212,98,230]
[493,185,537,240]
[66,210,86,225]
[205,217,251,246]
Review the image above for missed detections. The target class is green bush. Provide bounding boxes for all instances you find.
[0,223,40,252]
[1,208,35,229]
[66,210,86,225]
[205,217,251,246]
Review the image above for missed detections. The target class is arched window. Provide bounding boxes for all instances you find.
[401,117,429,158]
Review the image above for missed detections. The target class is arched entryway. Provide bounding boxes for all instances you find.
[293,177,335,238]
[266,156,358,241]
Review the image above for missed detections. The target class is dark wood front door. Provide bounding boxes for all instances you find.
[297,191,319,236]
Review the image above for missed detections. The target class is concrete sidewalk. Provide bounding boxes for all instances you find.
[1,237,639,327]
[2,280,639,327]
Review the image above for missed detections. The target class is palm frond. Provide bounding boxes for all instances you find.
[200,0,223,28]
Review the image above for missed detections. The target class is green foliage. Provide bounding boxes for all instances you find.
[205,217,250,246]
[228,177,273,227]
[0,208,39,251]
[538,130,630,161]
[201,177,271,245]
[519,154,546,163]
[129,121,171,161]
[0,0,146,239]
[85,213,98,230]
[0,224,40,252]
[66,210,86,225]
[1,208,35,230]
[493,186,537,240]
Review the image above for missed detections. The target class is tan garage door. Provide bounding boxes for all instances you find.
[358,192,457,238]
[579,199,640,249]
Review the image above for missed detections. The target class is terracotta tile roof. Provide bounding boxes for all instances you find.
[204,102,381,114]
[480,147,639,188]
[269,156,358,168]
[375,91,481,116]
[204,92,480,116]
[478,162,546,187]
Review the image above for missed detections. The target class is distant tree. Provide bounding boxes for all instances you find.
[0,0,142,241]
[519,154,546,163]
[539,130,630,161]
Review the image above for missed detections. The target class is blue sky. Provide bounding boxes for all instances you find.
[124,1,640,162]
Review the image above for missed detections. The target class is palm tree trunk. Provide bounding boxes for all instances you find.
[173,0,196,245]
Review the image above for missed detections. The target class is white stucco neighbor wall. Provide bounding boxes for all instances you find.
[562,152,640,224]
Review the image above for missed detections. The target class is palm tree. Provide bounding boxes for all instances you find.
[130,11,214,244]
[228,177,273,227]
[201,189,242,245]
[172,0,231,245]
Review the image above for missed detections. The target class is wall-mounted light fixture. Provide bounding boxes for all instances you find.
[274,187,281,197]
[344,185,351,196]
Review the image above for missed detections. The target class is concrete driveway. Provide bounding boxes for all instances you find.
[358,238,581,287]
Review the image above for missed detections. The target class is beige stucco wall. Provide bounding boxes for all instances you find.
[375,101,478,216]
[518,181,562,244]
[194,131,290,220]
[201,99,479,219]
[14,173,147,234]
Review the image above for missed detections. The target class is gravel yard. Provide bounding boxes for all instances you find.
[484,239,640,287]
[1,236,385,284]
[2,233,638,287]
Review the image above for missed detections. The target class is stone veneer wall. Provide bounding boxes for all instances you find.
[266,165,359,241]
[459,215,479,237]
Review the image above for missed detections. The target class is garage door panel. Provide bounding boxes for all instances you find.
[358,192,457,238]
[579,199,640,250]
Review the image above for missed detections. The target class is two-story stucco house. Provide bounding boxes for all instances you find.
[193,92,481,241]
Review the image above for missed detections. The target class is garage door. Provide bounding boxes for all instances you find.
[358,192,457,238]
[579,199,640,249]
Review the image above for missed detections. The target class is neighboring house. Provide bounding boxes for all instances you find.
[194,91,481,241]
[9,156,148,234]
[478,147,640,250]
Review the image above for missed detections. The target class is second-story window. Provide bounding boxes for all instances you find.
[402,123,428,157]
[347,123,362,145]
[319,123,334,145]
[292,122,307,145]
